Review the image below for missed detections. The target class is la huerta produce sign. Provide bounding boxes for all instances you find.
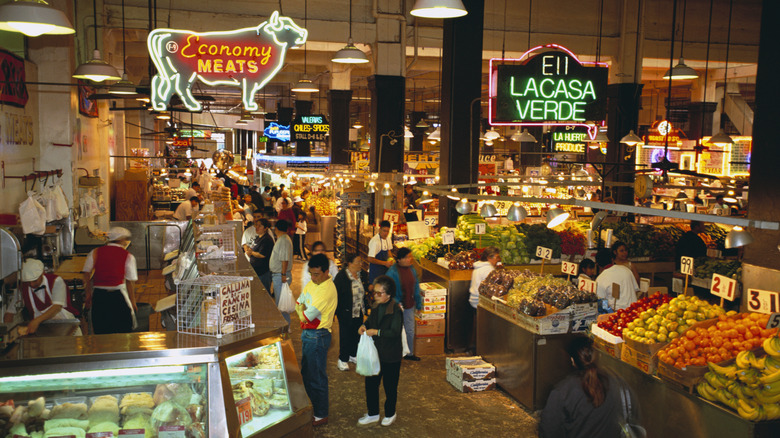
[493,50,608,123]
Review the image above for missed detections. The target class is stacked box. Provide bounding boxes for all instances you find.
[416,282,447,321]
[415,318,445,336]
[446,356,496,393]
[414,335,444,355]
[569,302,598,333]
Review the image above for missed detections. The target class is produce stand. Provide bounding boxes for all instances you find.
[596,350,780,438]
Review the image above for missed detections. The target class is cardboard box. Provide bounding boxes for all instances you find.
[446,358,496,381]
[514,311,571,335]
[423,294,447,305]
[445,356,483,372]
[420,282,447,297]
[414,335,444,355]
[446,372,496,393]
[415,311,445,321]
[593,335,623,359]
[620,344,658,374]
[569,302,598,333]
[416,318,445,336]
[420,303,446,314]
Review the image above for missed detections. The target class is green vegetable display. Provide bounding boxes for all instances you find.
[456,215,530,265]
[694,257,742,282]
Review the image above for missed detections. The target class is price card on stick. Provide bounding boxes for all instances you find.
[474,223,486,235]
[710,273,737,305]
[766,313,780,330]
[382,209,401,224]
[746,289,780,315]
[442,230,455,245]
[561,261,578,279]
[423,213,438,227]
[536,245,552,274]
[680,256,694,276]
[578,278,597,294]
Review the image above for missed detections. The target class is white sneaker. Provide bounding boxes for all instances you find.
[348,356,357,364]
[336,359,349,371]
[357,414,380,426]
[381,414,396,426]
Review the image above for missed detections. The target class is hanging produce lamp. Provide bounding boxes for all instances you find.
[0,0,75,37]
[663,57,699,80]
[619,130,643,146]
[455,198,472,215]
[411,0,468,18]
[725,226,753,249]
[506,203,528,222]
[479,203,497,218]
[546,207,569,228]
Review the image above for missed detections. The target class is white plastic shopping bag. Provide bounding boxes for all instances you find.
[401,326,411,356]
[54,184,70,218]
[277,283,296,313]
[356,333,381,376]
[19,192,47,235]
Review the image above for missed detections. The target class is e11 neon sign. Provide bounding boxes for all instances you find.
[148,11,307,112]
[490,45,608,132]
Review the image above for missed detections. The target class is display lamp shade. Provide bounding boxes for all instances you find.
[415,119,430,129]
[546,207,570,228]
[353,122,363,129]
[332,39,370,64]
[510,130,522,142]
[73,49,121,82]
[479,203,497,218]
[411,0,468,18]
[455,198,472,215]
[418,191,434,205]
[707,130,734,147]
[428,126,441,141]
[381,183,394,197]
[516,129,537,143]
[591,211,607,229]
[447,188,460,200]
[155,111,171,120]
[484,128,501,140]
[0,0,75,36]
[619,130,643,146]
[663,58,699,80]
[404,126,414,138]
[723,196,738,203]
[506,203,528,222]
[108,74,137,95]
[675,191,688,200]
[725,226,753,249]
[291,78,319,93]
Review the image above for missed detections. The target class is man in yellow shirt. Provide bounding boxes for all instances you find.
[296,253,337,426]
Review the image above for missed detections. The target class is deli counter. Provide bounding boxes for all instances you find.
[0,221,312,438]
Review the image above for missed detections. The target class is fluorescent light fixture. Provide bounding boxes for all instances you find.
[0,0,75,37]
[0,365,187,384]
[291,78,319,93]
[332,39,370,64]
[411,0,468,18]
[663,58,699,80]
[725,226,753,249]
[619,130,643,146]
[546,207,569,228]
[73,49,121,82]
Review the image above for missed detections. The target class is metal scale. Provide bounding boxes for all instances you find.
[0,226,22,348]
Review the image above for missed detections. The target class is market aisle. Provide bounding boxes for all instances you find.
[288,259,540,437]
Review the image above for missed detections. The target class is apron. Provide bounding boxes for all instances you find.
[368,247,389,283]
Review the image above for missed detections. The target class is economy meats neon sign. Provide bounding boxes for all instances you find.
[147,11,307,112]
[489,44,608,139]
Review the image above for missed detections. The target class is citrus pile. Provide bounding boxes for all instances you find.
[622,295,725,344]
[659,312,774,369]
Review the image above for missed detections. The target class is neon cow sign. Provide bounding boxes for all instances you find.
[489,44,608,140]
[147,11,307,112]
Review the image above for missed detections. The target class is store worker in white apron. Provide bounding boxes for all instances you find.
[81,227,138,334]
[3,259,82,336]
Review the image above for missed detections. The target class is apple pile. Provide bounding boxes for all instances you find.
[596,292,672,338]
[622,295,726,344]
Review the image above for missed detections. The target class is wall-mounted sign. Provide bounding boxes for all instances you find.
[642,120,684,147]
[148,11,307,112]
[292,115,329,141]
[491,49,608,124]
[551,126,587,153]
[0,49,28,107]
[264,122,290,142]
[179,129,211,138]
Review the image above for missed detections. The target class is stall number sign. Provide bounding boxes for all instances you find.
[292,114,329,141]
[746,289,780,314]
[383,209,401,223]
[220,279,252,331]
[767,313,780,330]
[236,396,253,426]
[442,231,455,245]
[561,261,577,276]
[474,223,486,235]
[680,256,694,276]
[536,246,553,260]
[423,213,438,227]
[492,50,608,124]
[710,273,737,301]
[578,278,596,294]
[158,425,186,438]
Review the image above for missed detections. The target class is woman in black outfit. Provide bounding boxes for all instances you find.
[539,336,642,438]
[357,275,403,427]
[333,254,369,371]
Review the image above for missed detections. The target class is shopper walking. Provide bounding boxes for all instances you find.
[296,254,338,427]
[81,227,138,334]
[540,336,642,438]
[270,220,293,325]
[386,247,422,361]
[277,198,297,238]
[300,241,338,291]
[242,215,275,295]
[333,254,369,371]
[294,212,308,260]
[357,275,404,427]
[367,220,393,283]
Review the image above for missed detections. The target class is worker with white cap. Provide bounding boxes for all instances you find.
[3,259,81,335]
[81,227,138,334]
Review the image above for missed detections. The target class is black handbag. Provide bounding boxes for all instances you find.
[619,383,647,438]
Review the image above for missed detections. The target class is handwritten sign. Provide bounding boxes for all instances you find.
[680,256,694,276]
[710,273,737,301]
[561,261,577,276]
[474,223,486,235]
[767,313,780,330]
[535,246,553,260]
[746,289,780,315]
[578,278,596,294]
[442,231,455,245]
[383,209,401,224]
[220,279,252,330]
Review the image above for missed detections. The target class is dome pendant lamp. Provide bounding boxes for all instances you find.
[0,0,75,37]
[292,0,319,93]
[332,0,369,64]
[73,0,120,82]
[109,0,137,95]
[411,0,468,19]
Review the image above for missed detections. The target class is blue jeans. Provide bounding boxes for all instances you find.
[403,308,415,355]
[301,329,332,418]
[272,271,292,325]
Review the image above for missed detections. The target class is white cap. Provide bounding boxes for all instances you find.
[21,259,44,282]
[107,227,131,241]
[293,196,303,203]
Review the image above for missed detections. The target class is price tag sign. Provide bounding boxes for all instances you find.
[710,273,737,301]
[561,261,578,276]
[158,426,186,438]
[746,289,780,315]
[236,397,253,426]
[578,278,597,294]
[474,223,486,235]
[87,433,114,438]
[118,430,145,438]
[382,209,401,224]
[535,246,553,260]
[680,256,694,276]
[423,214,438,227]
[767,313,780,330]
[442,231,455,245]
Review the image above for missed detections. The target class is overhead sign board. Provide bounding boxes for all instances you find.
[292,115,329,141]
[148,11,307,112]
[264,122,290,142]
[489,45,608,129]
[551,126,588,154]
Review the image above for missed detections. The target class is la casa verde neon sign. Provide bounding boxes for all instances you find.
[489,44,608,137]
[147,11,307,112]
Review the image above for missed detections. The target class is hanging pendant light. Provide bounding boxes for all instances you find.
[0,0,75,37]
[73,0,120,82]
[366,182,377,194]
[381,183,394,197]
[404,126,414,138]
[479,203,497,218]
[455,198,472,215]
[418,191,434,205]
[663,57,699,80]
[619,130,643,146]
[447,188,460,200]
[546,207,570,228]
[109,0,136,95]
[291,78,319,93]
[506,203,528,222]
[293,0,319,92]
[411,0,468,18]
[707,130,734,147]
[516,128,537,143]
[333,0,369,63]
[484,128,500,140]
[428,126,441,141]
[725,226,753,249]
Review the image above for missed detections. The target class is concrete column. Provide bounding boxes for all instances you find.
[439,0,484,227]
[294,100,313,156]
[328,90,352,165]
[744,0,780,270]
[368,75,405,172]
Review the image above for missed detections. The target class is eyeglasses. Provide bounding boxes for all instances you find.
[374,291,386,296]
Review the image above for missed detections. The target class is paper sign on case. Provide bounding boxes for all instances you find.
[746,289,780,315]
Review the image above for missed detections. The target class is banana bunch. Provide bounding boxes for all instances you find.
[763,335,780,358]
